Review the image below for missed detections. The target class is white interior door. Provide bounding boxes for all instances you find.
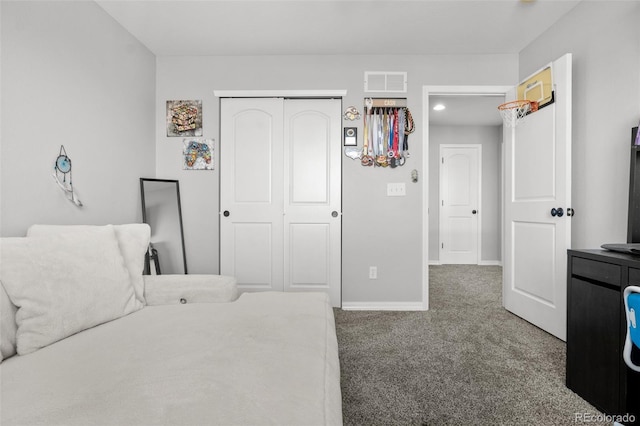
[220,98,284,292]
[220,97,342,306]
[283,99,341,306]
[440,144,481,264]
[503,54,572,341]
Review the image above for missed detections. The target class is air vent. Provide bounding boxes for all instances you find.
[364,71,407,93]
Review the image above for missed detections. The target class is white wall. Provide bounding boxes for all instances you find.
[429,125,502,264]
[519,1,640,249]
[6,1,634,305]
[1,1,156,237]
[156,54,517,304]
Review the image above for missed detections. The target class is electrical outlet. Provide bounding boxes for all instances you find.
[369,266,378,279]
[387,183,406,196]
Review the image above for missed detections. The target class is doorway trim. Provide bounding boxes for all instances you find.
[213,90,347,98]
[422,85,512,310]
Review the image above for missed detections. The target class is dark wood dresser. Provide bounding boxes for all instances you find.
[567,249,640,422]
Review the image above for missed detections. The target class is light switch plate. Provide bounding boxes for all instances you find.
[387,183,406,196]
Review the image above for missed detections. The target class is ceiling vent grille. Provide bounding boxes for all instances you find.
[364,71,407,93]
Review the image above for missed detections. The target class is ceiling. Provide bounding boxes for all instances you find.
[96,0,582,57]
[429,95,505,126]
[96,0,582,126]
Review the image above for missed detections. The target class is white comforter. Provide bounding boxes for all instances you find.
[1,292,342,425]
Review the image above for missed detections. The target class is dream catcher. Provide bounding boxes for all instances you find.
[52,145,82,207]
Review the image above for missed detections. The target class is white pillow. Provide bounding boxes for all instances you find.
[0,281,18,361]
[113,224,150,304]
[27,224,150,305]
[0,226,142,355]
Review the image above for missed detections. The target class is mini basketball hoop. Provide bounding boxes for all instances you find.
[498,100,539,127]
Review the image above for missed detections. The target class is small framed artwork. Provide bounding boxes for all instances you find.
[344,127,357,146]
[183,138,214,170]
[167,100,202,137]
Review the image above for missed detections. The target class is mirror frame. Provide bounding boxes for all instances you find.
[140,178,188,274]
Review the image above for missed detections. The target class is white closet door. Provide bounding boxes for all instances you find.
[283,99,342,306]
[220,97,342,306]
[220,98,284,292]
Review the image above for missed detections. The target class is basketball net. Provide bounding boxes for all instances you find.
[498,100,538,128]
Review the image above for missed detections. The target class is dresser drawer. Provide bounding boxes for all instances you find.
[571,257,621,287]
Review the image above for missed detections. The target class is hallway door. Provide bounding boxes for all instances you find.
[440,144,481,264]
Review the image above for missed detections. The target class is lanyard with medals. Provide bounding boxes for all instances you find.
[397,108,406,166]
[404,107,415,157]
[376,108,388,167]
[361,103,374,166]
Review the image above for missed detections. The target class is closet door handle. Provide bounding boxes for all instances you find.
[223,210,230,217]
[551,207,564,217]
[331,211,339,218]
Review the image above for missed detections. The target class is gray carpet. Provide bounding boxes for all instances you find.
[335,265,608,426]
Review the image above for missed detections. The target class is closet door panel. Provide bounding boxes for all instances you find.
[230,223,273,288]
[289,223,329,285]
[289,111,330,204]
[283,99,342,307]
[220,98,284,293]
[232,109,275,203]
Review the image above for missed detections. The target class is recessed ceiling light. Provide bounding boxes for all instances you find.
[433,104,446,111]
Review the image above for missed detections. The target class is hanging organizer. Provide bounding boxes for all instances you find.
[360,98,414,168]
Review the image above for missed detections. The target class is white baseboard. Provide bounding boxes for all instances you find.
[341,302,427,311]
[478,260,502,266]
[429,261,502,266]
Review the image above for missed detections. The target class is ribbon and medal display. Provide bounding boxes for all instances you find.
[359,98,414,168]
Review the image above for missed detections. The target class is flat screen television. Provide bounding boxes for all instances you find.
[629,126,640,243]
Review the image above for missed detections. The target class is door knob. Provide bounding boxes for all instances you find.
[472,210,477,215]
[331,211,339,218]
[223,210,230,217]
[550,207,564,217]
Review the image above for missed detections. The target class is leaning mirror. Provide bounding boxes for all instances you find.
[140,178,187,274]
